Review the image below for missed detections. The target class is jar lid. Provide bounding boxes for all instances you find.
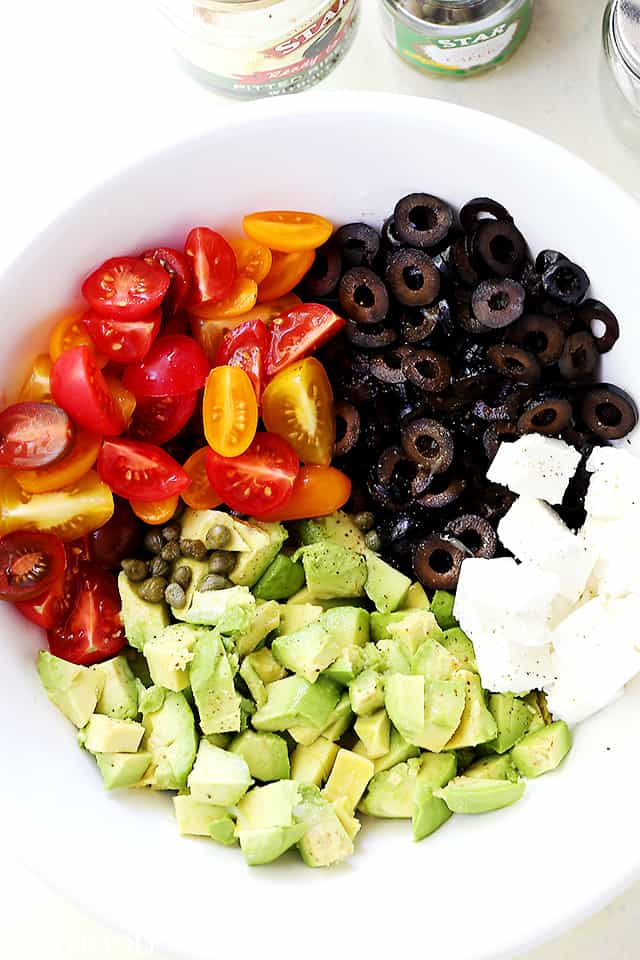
[614,0,640,76]
[401,0,504,25]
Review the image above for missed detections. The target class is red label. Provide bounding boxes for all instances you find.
[264,0,351,58]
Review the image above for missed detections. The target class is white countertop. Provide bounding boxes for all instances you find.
[2,0,639,956]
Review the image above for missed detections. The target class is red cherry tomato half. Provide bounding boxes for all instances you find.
[0,530,66,602]
[266,304,345,378]
[185,227,237,305]
[214,318,269,400]
[16,538,87,629]
[122,335,210,398]
[81,256,170,320]
[97,438,190,502]
[48,562,126,665]
[89,497,143,570]
[51,346,125,437]
[206,431,298,517]
[0,402,74,469]
[127,391,198,446]
[81,308,161,364]
[141,247,193,316]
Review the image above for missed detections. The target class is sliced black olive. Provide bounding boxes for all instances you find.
[459,197,513,233]
[385,248,441,307]
[334,222,380,269]
[334,400,361,456]
[535,249,567,274]
[393,193,454,249]
[445,514,497,559]
[581,383,638,440]
[542,258,590,306]
[401,349,451,393]
[450,236,482,287]
[401,418,455,476]
[471,279,525,329]
[558,330,599,381]
[398,304,442,343]
[518,396,573,435]
[507,313,565,366]
[486,344,541,384]
[472,384,522,423]
[483,422,519,460]
[370,346,412,385]
[414,535,467,591]
[470,480,516,524]
[345,320,397,350]
[339,267,390,324]
[576,299,619,354]
[470,220,527,277]
[380,216,405,252]
[415,468,467,510]
[302,243,342,298]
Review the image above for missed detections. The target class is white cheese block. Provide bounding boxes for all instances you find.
[584,446,640,520]
[487,435,581,505]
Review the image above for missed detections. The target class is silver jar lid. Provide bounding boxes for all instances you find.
[613,0,640,77]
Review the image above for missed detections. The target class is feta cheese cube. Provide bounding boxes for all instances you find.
[486,435,581,505]
[581,515,640,599]
[585,447,640,520]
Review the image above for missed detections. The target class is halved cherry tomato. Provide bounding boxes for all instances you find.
[16,538,87,628]
[257,250,315,303]
[214,318,269,400]
[51,346,124,436]
[203,366,258,458]
[13,429,102,494]
[48,562,126,665]
[0,531,66,602]
[238,293,302,326]
[0,402,74,469]
[206,431,298,516]
[252,465,351,522]
[131,495,179,525]
[181,447,223,510]
[123,335,210,398]
[128,392,198,446]
[19,354,53,402]
[105,374,137,428]
[189,315,240,364]
[243,211,333,253]
[81,308,161,364]
[262,357,335,465]
[266,304,346,378]
[230,238,273,284]
[185,227,237,305]
[82,256,170,320]
[49,311,108,368]
[188,276,258,320]
[97,439,190,502]
[141,247,193,316]
[0,470,114,541]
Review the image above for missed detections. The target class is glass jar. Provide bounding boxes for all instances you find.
[603,0,640,116]
[158,0,360,99]
[380,0,533,78]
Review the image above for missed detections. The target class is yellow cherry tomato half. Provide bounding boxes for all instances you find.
[131,495,180,525]
[189,276,258,321]
[243,211,333,253]
[230,238,273,284]
[0,469,114,540]
[49,311,108,368]
[13,429,102,494]
[19,353,53,402]
[262,356,335,466]
[255,465,351,522]
[189,315,241,364]
[236,294,302,326]
[105,374,137,428]
[257,250,315,303]
[181,446,223,511]
[203,365,258,458]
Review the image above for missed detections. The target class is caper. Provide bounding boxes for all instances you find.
[139,576,168,602]
[149,556,170,578]
[173,565,193,590]
[354,511,376,532]
[198,573,232,592]
[205,524,232,550]
[144,530,165,555]
[208,551,237,575]
[121,558,149,582]
[160,540,181,563]
[162,521,181,542]
[179,538,208,560]
[364,530,381,552]
[165,582,186,608]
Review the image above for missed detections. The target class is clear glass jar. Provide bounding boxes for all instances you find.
[603,0,640,116]
[158,0,360,99]
[380,0,533,78]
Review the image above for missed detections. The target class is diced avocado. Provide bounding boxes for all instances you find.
[236,779,299,830]
[253,554,305,601]
[418,752,458,789]
[412,637,459,681]
[95,752,151,790]
[349,669,385,716]
[92,656,138,720]
[252,675,341,732]
[376,639,411,675]
[385,674,467,752]
[84,715,145,754]
[455,747,478,772]
[169,557,209,622]
[464,755,518,782]
[180,508,252,551]
[137,683,165,715]
[291,738,339,786]
[385,674,424,740]
[236,600,281,658]
[523,691,550,732]
[294,783,354,867]
[488,693,533,754]
[294,511,366,554]
[229,731,290,781]
[354,709,390,760]
[38,651,103,729]
[144,624,204,692]
[117,573,170,650]
[324,647,364,686]
[371,611,413,643]
[412,784,452,841]
[323,747,374,812]
[239,824,307,865]
[440,627,478,673]
[295,542,367,600]
[126,649,153,688]
[322,605,370,647]
[331,797,362,840]
[279,602,324,635]
[139,690,198,791]
[359,758,422,818]
[230,522,288,587]
[239,658,267,708]
[370,726,421,773]
[288,726,321,747]
[320,691,354,741]
[436,777,525,814]
[361,642,386,673]
[403,582,430,610]
[246,647,287,684]
[364,550,411,614]
[272,621,341,683]
[430,590,458,630]
[190,629,242,734]
[210,816,237,846]
[173,794,228,837]
[188,741,252,805]
[206,733,231,748]
[511,721,572,778]
[183,585,256,630]
[446,671,498,750]
[388,610,443,659]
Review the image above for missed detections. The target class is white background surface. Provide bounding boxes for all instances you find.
[1,1,639,957]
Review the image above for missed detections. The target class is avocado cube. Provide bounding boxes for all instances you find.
[239,824,307,866]
[173,794,229,837]
[487,693,533,754]
[418,752,457,789]
[183,585,256,630]
[354,709,390,760]
[385,674,425,738]
[294,783,354,867]
[287,725,322,747]
[291,738,339,786]
[372,726,421,773]
[139,691,198,791]
[239,659,267,708]
[324,647,365,686]
[331,797,362,840]
[229,731,290,782]
[138,684,166,715]
[190,630,242,735]
[145,624,203,692]
[430,590,458,630]
[247,648,287,684]
[38,651,103,729]
[252,676,340,732]
[294,511,366,554]
[359,758,422,818]
[296,542,367,600]
[279,602,324,636]
[272,621,341,683]
[95,752,151,790]
[320,691,354,741]
[412,637,459,681]
[235,600,281,659]
[511,721,572,778]
[439,627,478,674]
[403,582,430,610]
[349,670,385,716]
[388,610,443,658]
[117,573,170,650]
[210,816,238,846]
[92,655,138,720]
[236,780,299,830]
[385,673,467,753]
[446,671,498,750]
[464,755,518,782]
[364,550,411,613]
[412,784,452,841]
[523,691,548,733]
[323,748,374,812]
[254,554,305,601]
[84,715,145,754]
[188,741,253,806]
[230,522,288,587]
[370,611,411,643]
[180,509,252,551]
[435,776,525,814]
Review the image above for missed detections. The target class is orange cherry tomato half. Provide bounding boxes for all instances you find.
[254,465,351,522]
[203,365,258,458]
[19,354,53,402]
[49,311,108,368]
[131,495,180,525]
[262,357,335,466]
[181,447,223,511]
[243,211,333,253]
[188,276,258,321]
[105,374,137,428]
[13,429,102,494]
[237,293,302,326]
[257,250,315,303]
[230,238,273,284]
[189,315,240,364]
[0,470,114,541]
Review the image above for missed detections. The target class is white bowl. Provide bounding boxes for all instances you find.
[2,93,639,960]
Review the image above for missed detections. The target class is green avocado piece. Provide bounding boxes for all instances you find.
[430,590,458,630]
[418,752,457,789]
[210,815,238,846]
[252,675,341,732]
[272,621,341,683]
[488,693,533,754]
[248,648,287,684]
[322,606,370,647]
[412,636,459,681]
[387,610,443,659]
[38,651,103,729]
[371,726,421,773]
[295,541,367,600]
[253,554,305,601]
[412,784,452,841]
[385,674,424,739]
[173,794,229,837]
[144,623,204,693]
[323,747,374,812]
[523,691,550,733]
[354,709,390,760]
[236,600,281,658]
[439,628,478,673]
[236,779,299,829]
[324,647,365,686]
[137,683,165,715]
[364,550,411,614]
[349,669,385,716]
[436,776,525,814]
[183,585,256,631]
[403,582,430,610]
[229,731,290,782]
[294,783,354,867]
[95,752,151,790]
[83,715,145,753]
[385,674,467,752]
[291,738,339,786]
[92,656,138,720]
[117,573,169,651]
[230,522,288,587]
[190,629,242,734]
[446,671,498,750]
[371,611,416,643]
[359,758,422,818]
[279,602,324,635]
[239,657,267,708]
[139,690,198,791]
[511,721,572,778]
[293,511,366,554]
[464,755,518,782]
[239,824,307,865]
[187,741,253,805]
[320,692,354,742]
